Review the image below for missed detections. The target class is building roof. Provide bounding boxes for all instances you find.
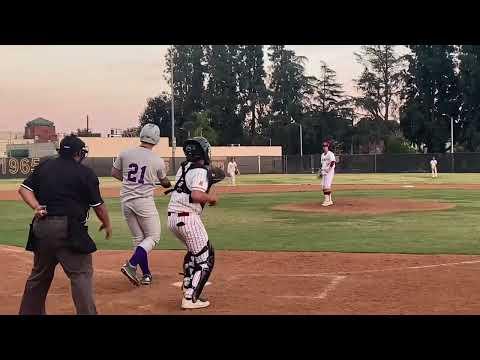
[26,117,54,127]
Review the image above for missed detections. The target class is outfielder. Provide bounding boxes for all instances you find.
[227,157,239,186]
[166,137,221,310]
[430,156,438,178]
[319,141,336,206]
[111,123,171,286]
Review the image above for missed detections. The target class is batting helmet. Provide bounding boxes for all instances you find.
[140,123,161,145]
[183,137,212,165]
[58,134,88,161]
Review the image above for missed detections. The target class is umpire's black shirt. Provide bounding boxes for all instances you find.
[22,157,104,223]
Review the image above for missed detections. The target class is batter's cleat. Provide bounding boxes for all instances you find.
[121,262,140,286]
[181,296,210,310]
[140,274,152,286]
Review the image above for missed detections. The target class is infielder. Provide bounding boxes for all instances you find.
[430,156,438,178]
[166,137,220,310]
[111,123,171,286]
[227,157,239,186]
[319,141,336,206]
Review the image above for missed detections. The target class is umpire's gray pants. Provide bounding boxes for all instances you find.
[19,217,97,315]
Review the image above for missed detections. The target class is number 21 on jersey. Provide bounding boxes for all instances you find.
[127,163,146,184]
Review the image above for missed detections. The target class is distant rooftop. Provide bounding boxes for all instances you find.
[26,117,54,127]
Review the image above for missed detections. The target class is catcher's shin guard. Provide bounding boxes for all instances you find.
[191,242,215,303]
[181,251,195,290]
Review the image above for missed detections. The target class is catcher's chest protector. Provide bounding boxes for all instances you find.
[166,162,214,204]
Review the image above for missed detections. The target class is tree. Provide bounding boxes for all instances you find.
[399,45,460,153]
[315,61,345,113]
[266,45,316,154]
[204,45,243,144]
[165,45,206,144]
[458,45,480,151]
[138,94,172,139]
[188,111,219,145]
[354,45,406,122]
[236,45,270,140]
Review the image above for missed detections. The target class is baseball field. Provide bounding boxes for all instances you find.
[2,173,480,314]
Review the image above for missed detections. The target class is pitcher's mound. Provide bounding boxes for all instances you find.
[273,198,455,215]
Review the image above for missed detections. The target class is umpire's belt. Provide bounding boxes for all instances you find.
[168,212,190,217]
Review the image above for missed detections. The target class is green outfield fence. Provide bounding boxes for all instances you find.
[1,153,480,179]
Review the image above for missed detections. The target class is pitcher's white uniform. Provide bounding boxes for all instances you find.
[113,147,167,252]
[227,160,238,186]
[167,162,209,255]
[430,159,438,178]
[321,150,336,189]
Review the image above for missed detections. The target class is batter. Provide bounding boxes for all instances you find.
[111,123,171,286]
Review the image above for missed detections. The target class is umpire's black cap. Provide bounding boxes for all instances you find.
[58,134,88,159]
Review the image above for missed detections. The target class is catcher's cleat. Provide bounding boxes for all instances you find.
[121,262,140,286]
[140,273,152,286]
[181,296,210,310]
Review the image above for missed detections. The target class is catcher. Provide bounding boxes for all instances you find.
[165,137,225,309]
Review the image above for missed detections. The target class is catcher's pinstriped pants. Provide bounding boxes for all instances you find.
[167,212,208,254]
[19,217,97,315]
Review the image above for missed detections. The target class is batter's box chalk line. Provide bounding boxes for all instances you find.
[172,281,212,288]
[228,273,347,300]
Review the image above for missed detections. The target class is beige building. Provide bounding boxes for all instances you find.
[0,131,33,157]
[79,137,282,158]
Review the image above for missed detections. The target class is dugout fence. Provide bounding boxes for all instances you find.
[1,153,480,179]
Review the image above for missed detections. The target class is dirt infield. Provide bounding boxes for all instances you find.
[3,245,480,315]
[273,198,455,215]
[1,183,480,201]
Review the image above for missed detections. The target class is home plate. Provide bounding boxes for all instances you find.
[172,281,211,287]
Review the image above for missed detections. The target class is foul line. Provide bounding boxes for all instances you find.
[276,275,347,300]
[230,259,480,279]
[230,259,480,300]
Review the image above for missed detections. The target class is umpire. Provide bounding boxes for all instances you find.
[17,134,112,315]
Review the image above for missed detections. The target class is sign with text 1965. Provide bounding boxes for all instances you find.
[0,158,40,178]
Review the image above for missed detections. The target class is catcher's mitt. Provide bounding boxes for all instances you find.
[209,166,226,186]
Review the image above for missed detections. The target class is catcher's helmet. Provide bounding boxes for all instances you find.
[183,137,212,165]
[140,123,160,145]
[58,134,88,161]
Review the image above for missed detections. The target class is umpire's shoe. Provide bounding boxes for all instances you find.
[121,262,140,286]
[181,296,210,310]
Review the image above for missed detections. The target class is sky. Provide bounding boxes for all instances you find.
[0,45,409,136]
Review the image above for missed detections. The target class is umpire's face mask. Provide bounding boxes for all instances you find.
[79,146,89,163]
[73,146,88,163]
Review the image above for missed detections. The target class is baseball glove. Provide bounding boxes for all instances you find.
[209,166,226,186]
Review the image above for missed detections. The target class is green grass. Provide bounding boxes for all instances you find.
[2,189,480,254]
[2,173,480,191]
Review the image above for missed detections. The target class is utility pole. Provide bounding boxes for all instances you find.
[171,54,176,164]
